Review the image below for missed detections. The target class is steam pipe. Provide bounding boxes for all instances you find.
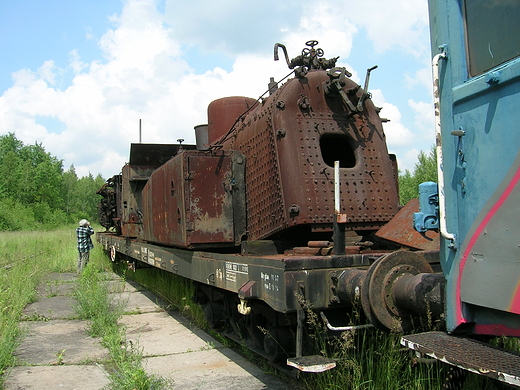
[274,43,291,67]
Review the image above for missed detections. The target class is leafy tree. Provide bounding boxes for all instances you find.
[75,173,105,220]
[0,150,22,199]
[398,146,438,205]
[63,165,80,214]
[0,133,23,163]
[0,133,104,230]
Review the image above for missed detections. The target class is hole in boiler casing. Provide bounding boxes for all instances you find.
[319,134,356,168]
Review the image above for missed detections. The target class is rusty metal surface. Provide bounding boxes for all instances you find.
[376,198,440,251]
[274,71,399,231]
[287,355,336,373]
[401,332,520,387]
[120,164,156,237]
[216,68,399,242]
[208,96,258,144]
[141,150,246,249]
[233,104,286,240]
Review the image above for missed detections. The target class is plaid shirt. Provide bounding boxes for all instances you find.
[76,226,94,253]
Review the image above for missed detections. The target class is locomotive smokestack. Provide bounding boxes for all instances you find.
[268,77,278,95]
[194,124,209,150]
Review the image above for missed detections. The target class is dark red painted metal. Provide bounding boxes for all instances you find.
[208,96,258,145]
[141,150,245,249]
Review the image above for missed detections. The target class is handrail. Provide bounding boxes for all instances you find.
[432,51,456,247]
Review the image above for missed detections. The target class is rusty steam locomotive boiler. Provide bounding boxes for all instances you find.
[101,40,400,250]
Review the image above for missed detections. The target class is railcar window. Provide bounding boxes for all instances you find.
[464,0,520,77]
[320,134,356,168]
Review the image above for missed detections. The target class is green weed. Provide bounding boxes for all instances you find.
[73,262,172,390]
[0,226,172,389]
[298,296,444,390]
[122,266,206,328]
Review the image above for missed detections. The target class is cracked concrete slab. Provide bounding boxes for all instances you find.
[4,365,110,390]
[22,296,78,320]
[110,289,173,314]
[14,320,109,366]
[142,349,287,390]
[119,311,220,356]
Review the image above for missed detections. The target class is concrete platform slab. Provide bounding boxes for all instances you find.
[119,311,221,356]
[22,296,77,320]
[41,273,78,283]
[14,320,109,365]
[5,271,292,390]
[143,349,288,390]
[106,279,139,293]
[36,280,76,297]
[99,272,122,281]
[4,365,110,390]
[110,290,172,314]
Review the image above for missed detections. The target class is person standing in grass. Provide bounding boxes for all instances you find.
[76,219,94,273]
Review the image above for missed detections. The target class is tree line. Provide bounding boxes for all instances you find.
[0,133,105,230]
[398,146,437,205]
[0,132,436,231]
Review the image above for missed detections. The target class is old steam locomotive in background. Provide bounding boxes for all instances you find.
[98,27,520,384]
[97,39,443,369]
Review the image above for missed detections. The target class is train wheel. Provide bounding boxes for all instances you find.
[263,327,296,362]
[204,302,226,329]
[442,366,467,390]
[109,245,117,262]
[246,313,266,349]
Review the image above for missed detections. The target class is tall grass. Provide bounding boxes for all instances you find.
[121,266,206,329]
[301,328,444,389]
[73,266,172,390]
[0,226,171,390]
[299,301,514,390]
[0,226,81,386]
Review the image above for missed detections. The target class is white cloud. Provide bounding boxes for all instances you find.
[37,61,58,86]
[69,50,89,74]
[400,147,422,173]
[0,0,431,179]
[343,0,430,58]
[408,98,435,145]
[405,66,433,92]
[371,89,414,147]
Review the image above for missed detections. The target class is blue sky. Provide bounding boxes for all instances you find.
[0,0,434,178]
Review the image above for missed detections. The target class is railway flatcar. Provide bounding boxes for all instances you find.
[97,8,520,381]
[97,40,444,371]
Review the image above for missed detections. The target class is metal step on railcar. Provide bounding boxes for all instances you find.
[401,332,520,387]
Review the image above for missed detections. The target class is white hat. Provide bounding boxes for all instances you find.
[79,219,89,227]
